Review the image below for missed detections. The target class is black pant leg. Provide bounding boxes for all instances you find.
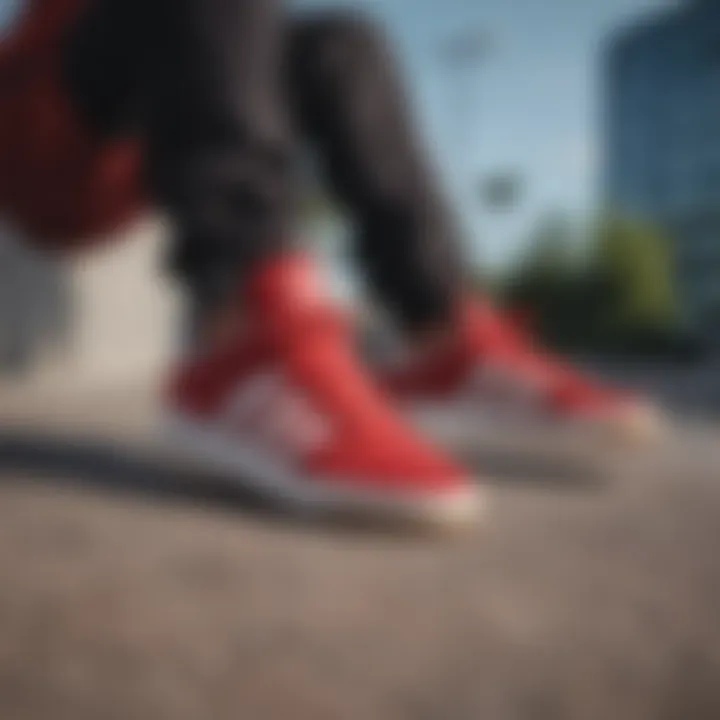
[65,0,298,311]
[288,12,466,331]
[64,3,465,328]
[63,0,153,137]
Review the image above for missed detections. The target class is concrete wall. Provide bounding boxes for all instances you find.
[1,218,180,394]
[67,219,179,385]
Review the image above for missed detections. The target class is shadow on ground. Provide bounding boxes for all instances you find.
[0,429,281,519]
[1,416,719,720]
[0,426,605,522]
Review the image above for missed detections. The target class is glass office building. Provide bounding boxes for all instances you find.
[605,0,720,335]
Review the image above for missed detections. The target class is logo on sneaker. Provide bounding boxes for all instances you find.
[224,371,334,458]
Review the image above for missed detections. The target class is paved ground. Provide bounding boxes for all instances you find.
[1,379,720,720]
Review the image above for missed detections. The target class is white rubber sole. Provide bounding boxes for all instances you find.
[406,402,665,483]
[409,401,665,453]
[159,411,481,530]
[410,403,592,445]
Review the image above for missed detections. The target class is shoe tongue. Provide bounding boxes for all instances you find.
[245,254,331,328]
[463,300,527,354]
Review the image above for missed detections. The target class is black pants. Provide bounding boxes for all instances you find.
[64,0,465,330]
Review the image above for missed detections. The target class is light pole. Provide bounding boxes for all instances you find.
[437,28,496,257]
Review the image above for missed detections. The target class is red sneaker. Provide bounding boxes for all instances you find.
[382,301,663,450]
[163,256,479,528]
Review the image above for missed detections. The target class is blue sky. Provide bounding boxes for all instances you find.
[299,0,676,268]
[1,0,674,268]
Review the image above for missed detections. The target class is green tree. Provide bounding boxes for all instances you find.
[299,185,341,232]
[502,213,600,347]
[501,213,682,354]
[593,217,680,336]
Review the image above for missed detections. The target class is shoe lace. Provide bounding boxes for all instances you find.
[284,309,417,440]
[473,305,606,406]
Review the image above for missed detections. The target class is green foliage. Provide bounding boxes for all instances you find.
[593,217,679,334]
[500,213,684,356]
[299,186,341,230]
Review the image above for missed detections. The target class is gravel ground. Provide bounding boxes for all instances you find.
[1,380,719,720]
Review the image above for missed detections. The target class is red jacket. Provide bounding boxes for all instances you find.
[0,0,145,250]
